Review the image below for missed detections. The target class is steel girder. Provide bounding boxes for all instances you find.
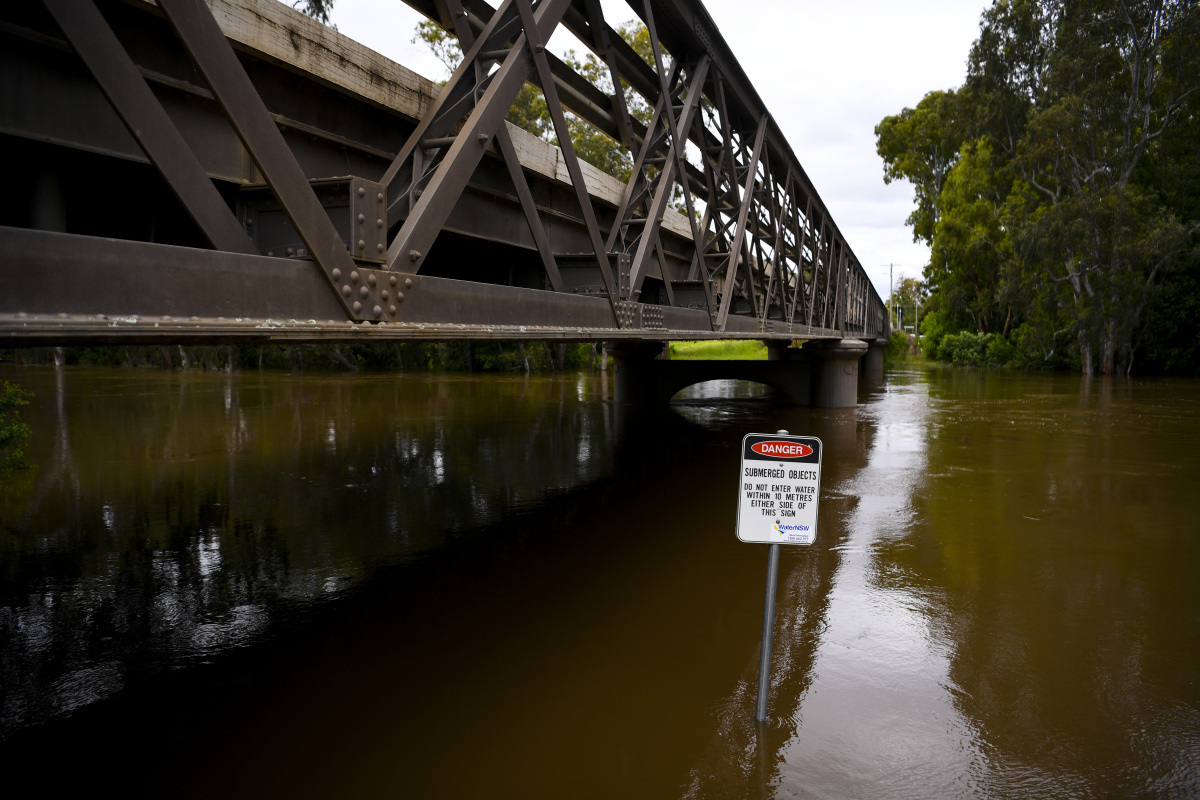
[0,0,887,344]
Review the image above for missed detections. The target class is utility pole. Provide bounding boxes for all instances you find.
[882,263,900,331]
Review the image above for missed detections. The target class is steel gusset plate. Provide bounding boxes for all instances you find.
[156,0,391,322]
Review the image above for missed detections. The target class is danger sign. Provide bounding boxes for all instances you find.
[736,433,823,545]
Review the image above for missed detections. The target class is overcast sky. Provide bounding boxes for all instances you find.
[329,0,991,300]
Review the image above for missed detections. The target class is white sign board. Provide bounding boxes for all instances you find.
[736,433,823,544]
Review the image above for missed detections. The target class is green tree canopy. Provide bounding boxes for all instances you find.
[875,89,968,246]
[880,0,1200,375]
[293,0,334,25]
[412,18,656,181]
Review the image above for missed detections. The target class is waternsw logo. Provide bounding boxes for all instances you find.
[751,441,813,459]
[774,521,811,535]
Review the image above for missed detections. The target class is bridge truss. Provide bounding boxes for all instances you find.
[0,0,887,345]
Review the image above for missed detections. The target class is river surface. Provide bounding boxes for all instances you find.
[0,363,1197,798]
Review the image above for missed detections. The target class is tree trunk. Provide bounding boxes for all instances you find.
[555,344,567,372]
[1100,324,1115,375]
[329,345,359,372]
[1080,339,1094,376]
[518,343,530,375]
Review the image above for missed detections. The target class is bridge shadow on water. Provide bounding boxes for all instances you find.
[0,366,882,798]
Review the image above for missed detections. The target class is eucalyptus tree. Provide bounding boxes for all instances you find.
[878,0,1200,374]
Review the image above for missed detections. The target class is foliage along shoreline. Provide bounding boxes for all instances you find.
[1,339,776,372]
[0,342,608,374]
[876,0,1199,376]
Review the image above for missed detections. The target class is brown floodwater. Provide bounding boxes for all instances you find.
[0,363,1197,798]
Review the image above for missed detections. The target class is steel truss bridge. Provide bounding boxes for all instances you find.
[0,0,886,349]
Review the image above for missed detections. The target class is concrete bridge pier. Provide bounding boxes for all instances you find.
[611,338,868,408]
[805,339,868,408]
[861,339,887,377]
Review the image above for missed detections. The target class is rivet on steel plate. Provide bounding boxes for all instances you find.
[358,239,366,250]
[382,290,390,300]
[358,187,365,197]
[377,192,384,202]
[373,305,383,318]
[341,285,351,297]
[389,275,398,286]
[359,286,369,299]
[376,218,383,228]
[389,305,397,315]
[409,250,420,262]
[352,301,362,313]
[350,271,360,283]
[358,214,365,224]
[404,278,413,288]
[287,247,294,256]
[396,292,405,302]
[377,244,384,253]
[332,268,342,281]
[368,274,377,287]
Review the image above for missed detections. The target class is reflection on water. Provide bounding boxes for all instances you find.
[0,368,614,730]
[1,364,1198,799]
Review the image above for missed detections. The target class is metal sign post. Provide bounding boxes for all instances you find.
[755,540,781,722]
[736,429,823,722]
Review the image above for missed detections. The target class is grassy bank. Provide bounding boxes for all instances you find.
[668,340,769,360]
